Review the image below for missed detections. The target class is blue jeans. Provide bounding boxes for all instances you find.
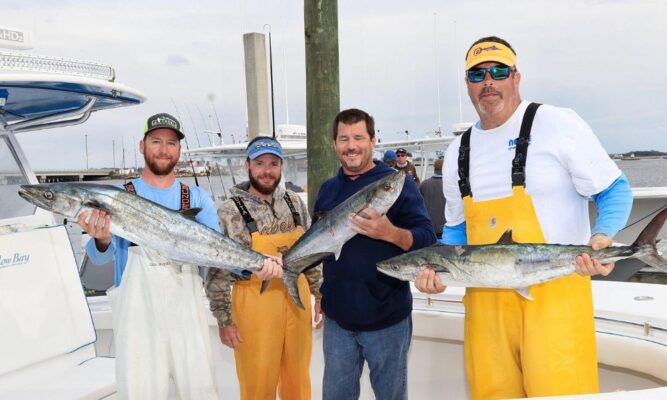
[322,315,412,400]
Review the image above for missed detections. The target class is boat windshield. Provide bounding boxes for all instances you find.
[0,136,34,219]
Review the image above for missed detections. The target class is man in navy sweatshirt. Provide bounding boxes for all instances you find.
[314,108,436,400]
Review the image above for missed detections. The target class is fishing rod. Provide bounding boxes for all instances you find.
[210,100,237,190]
[621,204,667,231]
[170,98,199,187]
[196,103,228,202]
[185,103,214,192]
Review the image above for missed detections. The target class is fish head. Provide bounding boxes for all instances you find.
[18,183,94,218]
[368,171,406,213]
[377,250,451,282]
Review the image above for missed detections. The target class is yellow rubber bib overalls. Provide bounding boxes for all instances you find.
[231,195,313,400]
[457,103,598,399]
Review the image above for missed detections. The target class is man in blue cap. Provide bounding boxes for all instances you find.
[383,149,397,168]
[206,136,323,399]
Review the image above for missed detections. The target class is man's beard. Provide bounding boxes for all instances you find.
[476,87,511,116]
[144,156,178,176]
[249,171,281,195]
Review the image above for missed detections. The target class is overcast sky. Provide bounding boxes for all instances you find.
[3,0,666,170]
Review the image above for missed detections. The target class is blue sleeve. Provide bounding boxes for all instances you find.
[391,177,437,250]
[440,222,468,245]
[85,237,115,265]
[193,188,221,233]
[590,173,633,238]
[85,235,130,287]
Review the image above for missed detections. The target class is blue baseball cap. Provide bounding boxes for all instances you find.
[246,137,283,160]
[383,150,397,162]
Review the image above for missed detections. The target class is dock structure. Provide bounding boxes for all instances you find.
[33,169,119,182]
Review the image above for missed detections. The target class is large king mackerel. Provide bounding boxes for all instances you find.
[280,171,406,307]
[377,208,667,300]
[18,183,305,307]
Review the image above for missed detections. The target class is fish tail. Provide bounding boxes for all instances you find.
[632,208,667,270]
[285,252,334,274]
[281,252,333,310]
[282,270,305,310]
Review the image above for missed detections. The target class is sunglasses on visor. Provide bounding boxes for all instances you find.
[466,65,513,83]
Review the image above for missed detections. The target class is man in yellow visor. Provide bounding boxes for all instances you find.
[415,36,633,399]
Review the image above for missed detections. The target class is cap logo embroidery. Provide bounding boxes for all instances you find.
[474,45,502,56]
[152,116,178,129]
[255,141,279,148]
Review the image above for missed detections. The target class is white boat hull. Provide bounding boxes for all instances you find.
[88,279,667,399]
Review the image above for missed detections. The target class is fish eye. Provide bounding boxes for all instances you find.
[43,191,54,200]
[383,183,391,191]
[392,265,399,271]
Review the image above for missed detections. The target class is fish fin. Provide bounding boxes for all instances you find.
[496,229,515,245]
[83,199,107,211]
[313,211,328,224]
[179,207,202,220]
[285,252,334,274]
[632,208,667,271]
[515,287,533,301]
[231,269,252,280]
[633,208,667,247]
[282,271,305,310]
[259,279,270,294]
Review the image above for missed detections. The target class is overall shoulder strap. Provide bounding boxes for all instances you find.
[457,127,473,198]
[180,182,190,210]
[511,102,542,187]
[283,193,302,227]
[123,181,136,194]
[231,196,258,234]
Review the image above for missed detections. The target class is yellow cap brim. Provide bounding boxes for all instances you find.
[465,41,517,70]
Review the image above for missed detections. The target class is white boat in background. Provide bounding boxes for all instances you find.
[2,29,667,399]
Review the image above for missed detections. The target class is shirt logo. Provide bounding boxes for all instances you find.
[488,217,497,228]
[508,137,531,150]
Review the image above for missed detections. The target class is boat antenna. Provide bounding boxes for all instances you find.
[264,24,276,138]
[170,97,200,186]
[454,20,463,123]
[434,12,442,137]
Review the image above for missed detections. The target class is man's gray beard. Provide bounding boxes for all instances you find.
[396,161,408,168]
[249,172,282,195]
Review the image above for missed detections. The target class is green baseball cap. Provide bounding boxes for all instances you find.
[144,113,185,139]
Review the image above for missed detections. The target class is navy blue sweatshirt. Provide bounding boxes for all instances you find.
[314,162,436,331]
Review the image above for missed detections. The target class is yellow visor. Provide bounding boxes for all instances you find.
[465,41,517,70]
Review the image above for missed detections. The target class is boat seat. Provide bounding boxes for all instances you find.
[0,225,115,399]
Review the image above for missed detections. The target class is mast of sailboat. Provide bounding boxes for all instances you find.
[280,4,290,125]
[198,102,228,200]
[454,20,463,123]
[264,24,276,138]
[210,100,236,193]
[434,12,442,137]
